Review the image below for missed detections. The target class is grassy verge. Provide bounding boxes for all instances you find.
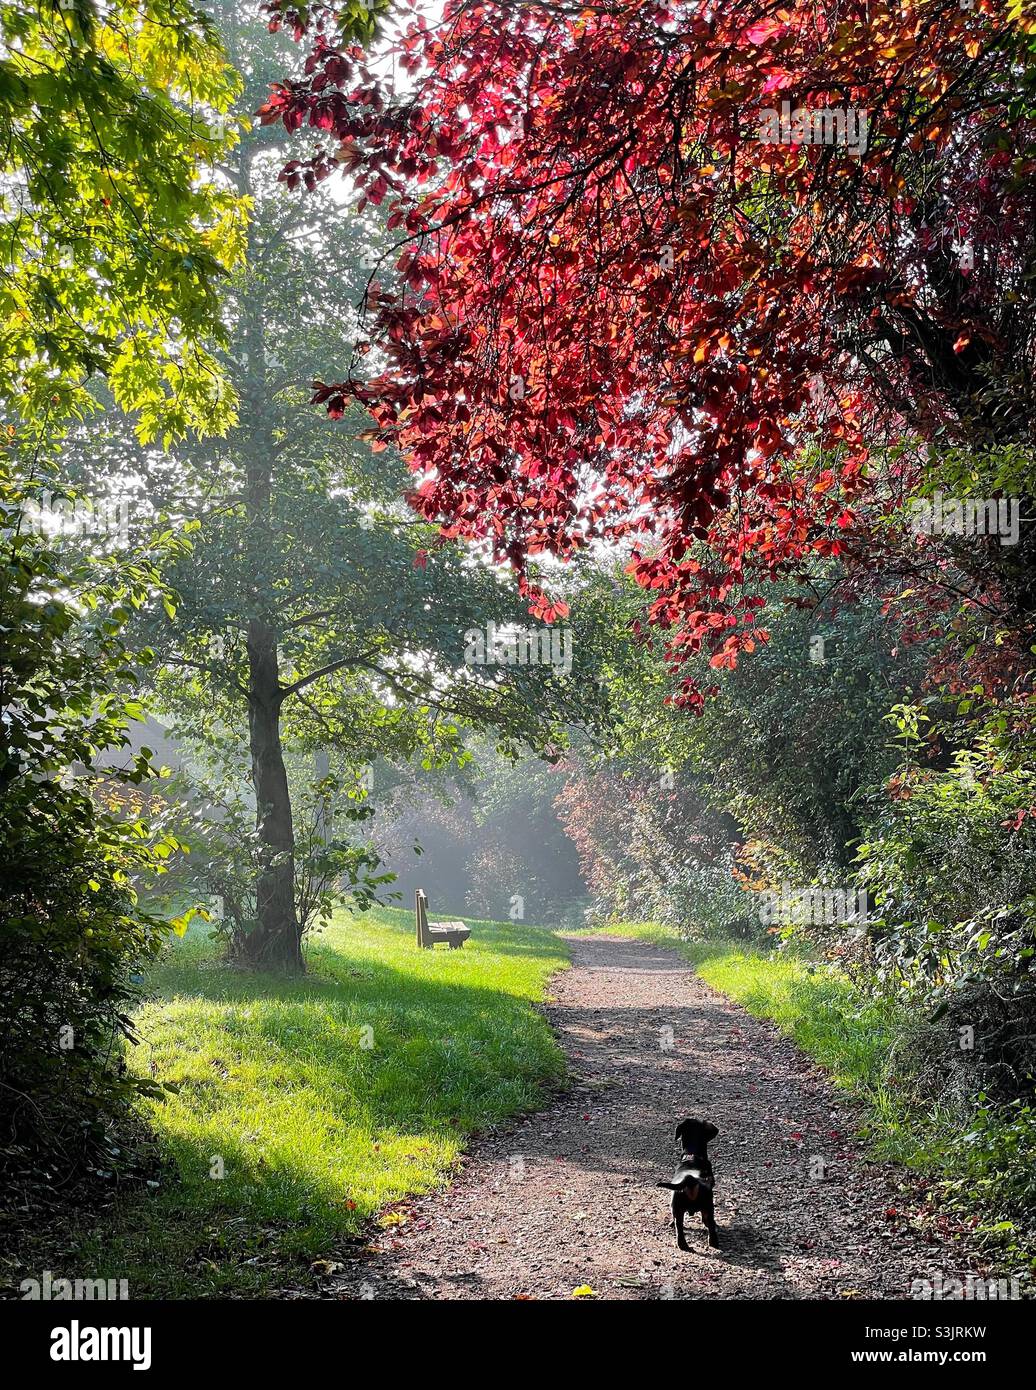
[47,907,568,1298]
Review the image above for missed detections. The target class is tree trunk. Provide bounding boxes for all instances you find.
[239,618,303,972]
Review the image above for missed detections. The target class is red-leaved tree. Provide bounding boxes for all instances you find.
[260,1,1036,698]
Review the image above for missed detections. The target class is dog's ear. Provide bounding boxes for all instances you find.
[675,1119,690,1142]
[704,1122,719,1141]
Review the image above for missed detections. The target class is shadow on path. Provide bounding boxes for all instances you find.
[315,934,978,1302]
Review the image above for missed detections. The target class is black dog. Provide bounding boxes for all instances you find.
[657,1118,719,1251]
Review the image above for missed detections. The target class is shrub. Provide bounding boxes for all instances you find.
[1,470,181,1186]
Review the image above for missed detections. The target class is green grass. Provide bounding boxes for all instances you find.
[67,906,569,1297]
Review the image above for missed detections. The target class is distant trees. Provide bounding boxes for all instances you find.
[373,742,584,924]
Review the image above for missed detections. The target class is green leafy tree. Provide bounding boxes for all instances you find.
[563,565,927,930]
[0,0,249,439]
[0,0,252,1185]
[58,1,616,972]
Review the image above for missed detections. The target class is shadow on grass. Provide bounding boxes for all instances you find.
[59,911,568,1298]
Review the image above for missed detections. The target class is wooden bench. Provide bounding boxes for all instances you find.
[415,889,470,950]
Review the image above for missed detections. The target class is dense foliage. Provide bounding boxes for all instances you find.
[263,0,1036,679]
[259,0,1036,1237]
[0,0,245,1185]
[0,468,190,1186]
[5,0,1036,1267]
[0,0,246,439]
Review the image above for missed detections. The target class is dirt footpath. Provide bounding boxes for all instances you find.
[326,934,982,1300]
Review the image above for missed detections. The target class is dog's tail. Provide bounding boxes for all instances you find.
[656,1180,682,1190]
[656,1177,713,1192]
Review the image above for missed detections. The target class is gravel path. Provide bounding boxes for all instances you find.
[327,934,980,1301]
